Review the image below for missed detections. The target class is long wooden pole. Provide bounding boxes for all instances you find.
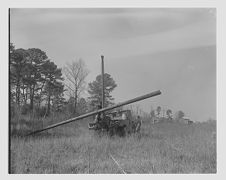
[101,55,105,108]
[28,90,161,135]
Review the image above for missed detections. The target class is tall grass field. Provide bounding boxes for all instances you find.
[10,114,216,174]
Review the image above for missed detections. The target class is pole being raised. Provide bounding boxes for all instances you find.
[101,55,105,108]
[28,90,161,135]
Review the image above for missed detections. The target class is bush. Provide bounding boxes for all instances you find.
[21,104,30,115]
[34,106,48,117]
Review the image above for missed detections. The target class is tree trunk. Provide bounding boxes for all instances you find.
[74,88,78,115]
[30,85,35,110]
[47,93,51,116]
[22,84,27,105]
[16,79,20,106]
[74,95,77,115]
[25,87,28,105]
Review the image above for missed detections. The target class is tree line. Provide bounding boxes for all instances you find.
[150,106,185,122]
[10,43,186,121]
[10,43,117,117]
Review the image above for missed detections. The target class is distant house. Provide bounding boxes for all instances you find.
[182,117,193,124]
[152,117,172,124]
[152,117,159,124]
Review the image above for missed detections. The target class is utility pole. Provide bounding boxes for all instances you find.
[101,55,105,108]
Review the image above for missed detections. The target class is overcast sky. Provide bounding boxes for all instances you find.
[10,8,216,121]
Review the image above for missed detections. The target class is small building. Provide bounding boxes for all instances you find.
[182,117,193,124]
[152,117,159,124]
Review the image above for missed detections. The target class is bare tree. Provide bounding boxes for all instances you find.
[63,59,89,114]
[156,106,161,117]
[176,110,185,120]
[166,109,173,120]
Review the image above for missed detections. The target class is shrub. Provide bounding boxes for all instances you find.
[34,106,48,117]
[21,104,30,115]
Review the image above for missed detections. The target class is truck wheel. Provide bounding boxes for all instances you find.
[117,126,126,137]
[109,127,115,137]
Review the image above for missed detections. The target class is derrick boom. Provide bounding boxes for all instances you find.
[29,90,161,135]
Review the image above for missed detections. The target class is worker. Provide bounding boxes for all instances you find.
[122,112,127,120]
[88,104,102,129]
[94,104,102,124]
[135,115,142,133]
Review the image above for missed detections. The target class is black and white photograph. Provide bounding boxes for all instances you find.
[8,7,217,174]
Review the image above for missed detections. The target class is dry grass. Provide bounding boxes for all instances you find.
[10,116,216,174]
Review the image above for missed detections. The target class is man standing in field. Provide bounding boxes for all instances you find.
[132,115,142,133]
[88,104,102,129]
[135,116,142,133]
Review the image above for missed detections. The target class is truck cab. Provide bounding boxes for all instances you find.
[107,110,133,136]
